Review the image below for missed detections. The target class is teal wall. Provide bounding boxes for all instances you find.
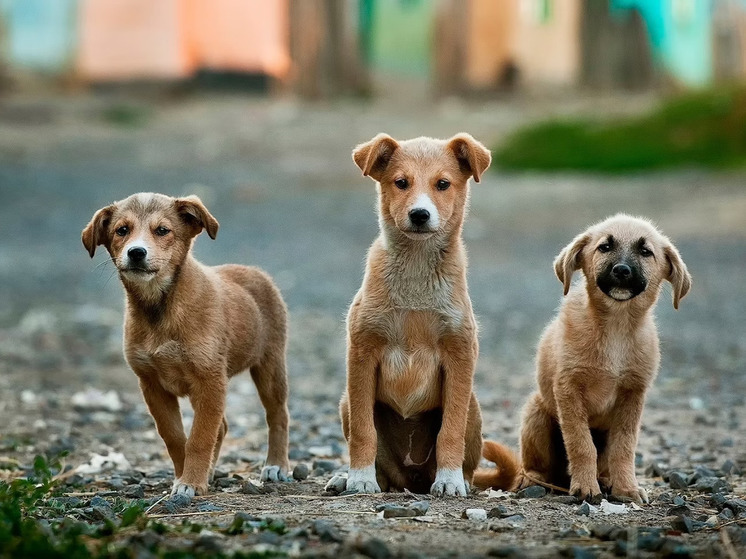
[613,0,713,86]
[1,0,78,72]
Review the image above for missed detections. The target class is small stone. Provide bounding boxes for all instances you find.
[671,515,693,534]
[409,501,430,516]
[90,496,110,509]
[292,463,309,481]
[212,469,229,479]
[516,485,546,499]
[645,462,667,479]
[122,485,145,499]
[312,519,342,543]
[379,505,417,518]
[214,477,238,489]
[324,475,348,495]
[197,502,224,512]
[551,495,580,505]
[241,481,265,494]
[724,499,746,515]
[589,523,620,541]
[577,502,593,516]
[672,495,686,506]
[721,459,741,476]
[164,492,191,513]
[705,515,719,529]
[488,505,510,518]
[668,471,689,490]
[667,505,692,517]
[312,459,338,473]
[693,477,730,494]
[356,537,392,559]
[710,493,727,509]
[502,514,525,523]
[718,508,735,522]
[463,508,488,521]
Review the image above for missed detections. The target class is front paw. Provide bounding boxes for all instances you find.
[570,476,601,503]
[261,465,290,482]
[431,468,468,497]
[611,483,648,504]
[346,465,381,494]
[171,478,206,498]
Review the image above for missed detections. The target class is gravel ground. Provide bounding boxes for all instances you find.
[0,91,745,558]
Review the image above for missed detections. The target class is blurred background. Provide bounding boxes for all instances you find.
[0,0,744,475]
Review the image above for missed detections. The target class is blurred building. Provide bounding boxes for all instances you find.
[0,0,745,95]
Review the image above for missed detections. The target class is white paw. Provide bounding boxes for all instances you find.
[260,465,290,482]
[346,465,381,494]
[171,479,196,499]
[430,468,467,497]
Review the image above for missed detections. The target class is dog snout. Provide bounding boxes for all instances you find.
[128,246,147,262]
[409,208,430,227]
[612,263,632,279]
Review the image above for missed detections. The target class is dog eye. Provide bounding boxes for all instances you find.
[597,243,612,253]
[640,247,653,257]
[115,226,129,237]
[155,226,171,237]
[436,179,450,191]
[394,178,408,190]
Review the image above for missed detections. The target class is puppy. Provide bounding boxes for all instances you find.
[327,133,517,496]
[82,193,290,497]
[516,214,691,503]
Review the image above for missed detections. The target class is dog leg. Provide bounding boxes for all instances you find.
[250,356,290,482]
[173,380,227,497]
[518,392,554,489]
[462,393,483,484]
[209,416,228,482]
[139,379,187,479]
[342,340,381,493]
[555,384,601,502]
[606,389,647,503]
[431,336,475,497]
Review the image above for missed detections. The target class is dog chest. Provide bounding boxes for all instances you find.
[126,340,196,397]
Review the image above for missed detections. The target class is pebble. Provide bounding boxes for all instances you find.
[577,502,592,516]
[670,515,694,534]
[589,523,623,541]
[197,502,224,512]
[667,504,692,517]
[164,493,191,513]
[550,495,580,505]
[356,537,392,559]
[724,498,746,515]
[324,475,347,495]
[488,504,510,518]
[668,471,689,489]
[241,481,265,495]
[705,515,719,528]
[122,485,145,499]
[312,519,342,543]
[293,463,309,481]
[311,459,338,473]
[463,508,488,521]
[516,485,546,499]
[693,477,730,494]
[214,477,239,489]
[721,459,741,476]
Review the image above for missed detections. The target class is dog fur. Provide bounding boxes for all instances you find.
[512,214,692,503]
[327,133,517,496]
[82,193,290,497]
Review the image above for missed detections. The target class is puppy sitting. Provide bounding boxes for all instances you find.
[517,214,691,503]
[327,133,517,496]
[82,193,290,497]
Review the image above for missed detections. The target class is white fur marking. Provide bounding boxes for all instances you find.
[431,468,467,496]
[411,193,439,228]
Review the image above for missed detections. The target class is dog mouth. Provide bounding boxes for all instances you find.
[120,266,159,279]
[400,228,436,240]
[597,278,646,301]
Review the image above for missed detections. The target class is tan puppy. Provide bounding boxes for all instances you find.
[326,133,517,496]
[82,193,290,497]
[516,214,691,503]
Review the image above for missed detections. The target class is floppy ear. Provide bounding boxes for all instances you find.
[175,196,219,239]
[352,133,400,181]
[554,233,590,296]
[447,133,492,183]
[664,243,691,309]
[82,205,114,258]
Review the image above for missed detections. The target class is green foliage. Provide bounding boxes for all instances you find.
[494,86,746,172]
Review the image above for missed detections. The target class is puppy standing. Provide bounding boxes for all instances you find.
[515,214,691,503]
[82,193,290,496]
[328,133,516,496]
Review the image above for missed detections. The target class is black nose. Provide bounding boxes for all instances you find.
[612,263,632,279]
[128,247,147,262]
[409,208,430,227]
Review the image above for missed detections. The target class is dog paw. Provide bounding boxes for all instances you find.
[430,468,468,497]
[171,479,202,499]
[324,473,348,494]
[260,465,289,483]
[570,478,602,503]
[346,466,381,494]
[611,485,648,505]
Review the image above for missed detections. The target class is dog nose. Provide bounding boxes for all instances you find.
[612,264,632,279]
[409,208,430,227]
[128,247,147,262]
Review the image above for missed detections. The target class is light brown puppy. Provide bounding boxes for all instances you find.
[516,214,691,503]
[326,133,517,496]
[82,193,290,497]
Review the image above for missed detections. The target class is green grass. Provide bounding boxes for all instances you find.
[494,87,746,172]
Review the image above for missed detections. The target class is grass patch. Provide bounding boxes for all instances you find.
[494,87,746,172]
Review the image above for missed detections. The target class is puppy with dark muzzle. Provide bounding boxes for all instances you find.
[510,214,692,503]
[82,193,290,497]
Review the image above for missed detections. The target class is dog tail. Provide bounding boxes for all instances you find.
[472,440,520,491]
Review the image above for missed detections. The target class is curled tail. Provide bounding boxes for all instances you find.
[472,440,520,491]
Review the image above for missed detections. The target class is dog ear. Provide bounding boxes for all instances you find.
[175,196,219,239]
[352,133,400,181]
[664,243,691,309]
[554,233,590,296]
[82,205,114,258]
[447,133,492,183]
